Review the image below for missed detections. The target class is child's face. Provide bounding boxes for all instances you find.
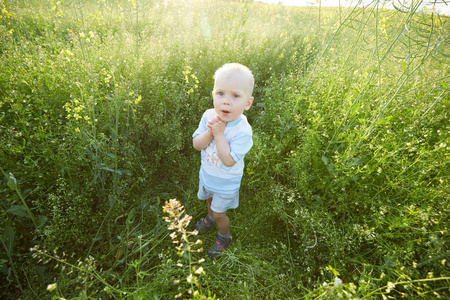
[212,71,254,122]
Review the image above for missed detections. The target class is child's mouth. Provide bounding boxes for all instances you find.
[221,110,230,115]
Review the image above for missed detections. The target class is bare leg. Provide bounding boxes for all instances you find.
[212,211,230,236]
[207,197,213,217]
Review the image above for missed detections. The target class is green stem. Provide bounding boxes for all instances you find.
[0,235,24,294]
[1,168,38,229]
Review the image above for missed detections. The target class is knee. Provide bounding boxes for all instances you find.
[211,211,227,220]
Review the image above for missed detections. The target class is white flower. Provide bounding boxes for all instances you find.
[47,283,57,292]
[334,277,343,288]
[186,274,193,283]
[386,281,395,293]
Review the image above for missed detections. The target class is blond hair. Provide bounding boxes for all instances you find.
[213,63,254,96]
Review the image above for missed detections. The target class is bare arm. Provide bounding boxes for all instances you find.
[193,115,222,150]
[214,134,236,167]
[193,129,213,150]
[211,120,236,167]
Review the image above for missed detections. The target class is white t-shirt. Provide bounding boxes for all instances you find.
[193,109,253,194]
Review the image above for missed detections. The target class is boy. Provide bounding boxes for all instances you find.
[192,63,254,258]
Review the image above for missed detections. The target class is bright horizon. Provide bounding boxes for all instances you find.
[256,0,450,16]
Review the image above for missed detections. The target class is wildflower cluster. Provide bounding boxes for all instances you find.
[182,66,199,95]
[79,30,96,44]
[64,98,92,132]
[124,91,142,113]
[64,99,89,122]
[311,265,358,298]
[31,245,117,298]
[162,199,214,299]
[378,16,393,40]
[1,3,15,35]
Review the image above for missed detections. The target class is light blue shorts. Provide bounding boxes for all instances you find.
[197,181,239,213]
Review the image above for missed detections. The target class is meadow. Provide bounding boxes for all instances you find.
[0,0,449,298]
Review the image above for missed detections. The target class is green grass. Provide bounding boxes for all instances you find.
[1,0,449,298]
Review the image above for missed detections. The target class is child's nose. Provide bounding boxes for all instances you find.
[222,95,231,104]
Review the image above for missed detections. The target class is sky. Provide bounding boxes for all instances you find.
[255,0,450,16]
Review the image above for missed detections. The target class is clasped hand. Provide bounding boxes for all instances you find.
[207,115,226,137]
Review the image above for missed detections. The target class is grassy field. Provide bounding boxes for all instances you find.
[1,0,449,298]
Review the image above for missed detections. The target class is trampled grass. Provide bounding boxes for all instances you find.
[0,0,449,298]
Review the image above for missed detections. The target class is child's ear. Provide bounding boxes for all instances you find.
[244,97,254,110]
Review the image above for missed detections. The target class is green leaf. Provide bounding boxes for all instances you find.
[326,163,335,173]
[375,115,393,126]
[38,215,48,228]
[351,156,366,166]
[121,170,132,176]
[322,156,334,173]
[98,166,125,175]
[6,173,17,191]
[94,234,103,242]
[127,208,136,225]
[106,153,116,158]
[98,166,132,176]
[99,166,115,173]
[7,206,31,218]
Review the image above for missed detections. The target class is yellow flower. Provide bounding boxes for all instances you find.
[135,95,142,105]
[75,127,80,132]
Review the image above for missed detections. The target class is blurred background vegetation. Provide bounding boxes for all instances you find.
[0,0,448,298]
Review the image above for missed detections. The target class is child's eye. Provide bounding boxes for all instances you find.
[218,92,224,96]
[233,94,240,98]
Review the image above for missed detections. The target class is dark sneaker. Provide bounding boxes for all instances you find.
[208,233,232,258]
[194,217,214,234]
